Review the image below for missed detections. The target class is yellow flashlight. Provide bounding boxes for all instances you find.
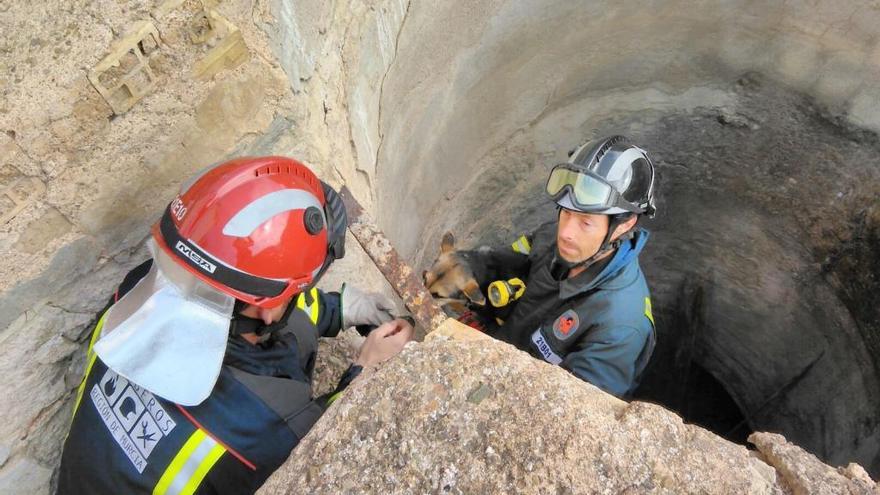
[487,278,526,307]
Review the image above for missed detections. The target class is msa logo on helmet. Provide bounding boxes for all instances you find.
[175,240,217,274]
[169,197,188,221]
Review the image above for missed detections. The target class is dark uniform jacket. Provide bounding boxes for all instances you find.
[485,222,656,398]
[57,260,348,494]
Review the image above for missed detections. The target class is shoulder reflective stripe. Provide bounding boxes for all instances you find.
[296,288,320,325]
[153,429,226,495]
[644,297,655,326]
[511,235,532,254]
[326,391,343,406]
[531,329,562,365]
[71,311,109,418]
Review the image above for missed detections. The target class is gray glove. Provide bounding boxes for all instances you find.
[341,284,396,328]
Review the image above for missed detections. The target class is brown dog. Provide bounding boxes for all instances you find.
[423,232,487,309]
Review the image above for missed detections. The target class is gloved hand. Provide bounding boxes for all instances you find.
[341,284,396,329]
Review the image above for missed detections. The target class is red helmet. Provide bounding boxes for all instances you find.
[151,156,347,308]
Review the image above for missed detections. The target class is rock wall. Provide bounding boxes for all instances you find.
[258,335,878,494]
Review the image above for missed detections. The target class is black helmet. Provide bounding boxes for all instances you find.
[547,135,656,218]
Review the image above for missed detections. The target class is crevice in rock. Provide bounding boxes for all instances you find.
[371,0,412,177]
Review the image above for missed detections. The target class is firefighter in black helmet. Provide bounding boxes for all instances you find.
[425,136,657,398]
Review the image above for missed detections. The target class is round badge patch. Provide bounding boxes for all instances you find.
[552,309,580,340]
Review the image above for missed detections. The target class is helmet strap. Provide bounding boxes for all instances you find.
[258,301,297,336]
[230,299,298,338]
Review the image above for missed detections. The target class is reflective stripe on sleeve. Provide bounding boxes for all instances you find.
[511,235,532,254]
[325,391,344,406]
[296,287,320,325]
[153,429,226,495]
[644,297,655,326]
[71,311,109,418]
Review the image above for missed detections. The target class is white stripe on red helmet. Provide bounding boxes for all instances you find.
[222,189,325,238]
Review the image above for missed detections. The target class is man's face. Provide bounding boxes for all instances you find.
[556,208,611,263]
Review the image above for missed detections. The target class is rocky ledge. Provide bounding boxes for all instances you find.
[259,335,878,494]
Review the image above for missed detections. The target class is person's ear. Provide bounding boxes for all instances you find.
[611,215,638,240]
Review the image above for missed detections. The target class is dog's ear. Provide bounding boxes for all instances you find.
[441,231,455,253]
[461,278,486,306]
[423,270,437,287]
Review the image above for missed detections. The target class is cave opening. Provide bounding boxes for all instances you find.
[633,274,754,446]
[639,361,752,445]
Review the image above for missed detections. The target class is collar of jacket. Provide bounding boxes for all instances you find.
[224,332,310,382]
[557,228,650,299]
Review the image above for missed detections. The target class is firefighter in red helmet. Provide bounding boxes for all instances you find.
[57,157,412,494]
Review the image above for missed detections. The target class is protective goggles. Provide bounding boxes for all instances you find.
[94,240,235,406]
[545,164,644,214]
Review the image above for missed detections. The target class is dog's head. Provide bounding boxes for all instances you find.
[423,232,486,307]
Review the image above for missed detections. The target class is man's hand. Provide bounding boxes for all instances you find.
[341,284,396,328]
[354,319,414,367]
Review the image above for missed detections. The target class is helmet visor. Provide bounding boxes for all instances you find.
[94,240,234,406]
[546,165,614,209]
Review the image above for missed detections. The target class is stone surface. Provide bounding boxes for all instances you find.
[842,464,879,490]
[0,457,52,495]
[750,432,879,495]
[11,208,73,255]
[312,329,363,397]
[0,305,91,464]
[261,337,834,494]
